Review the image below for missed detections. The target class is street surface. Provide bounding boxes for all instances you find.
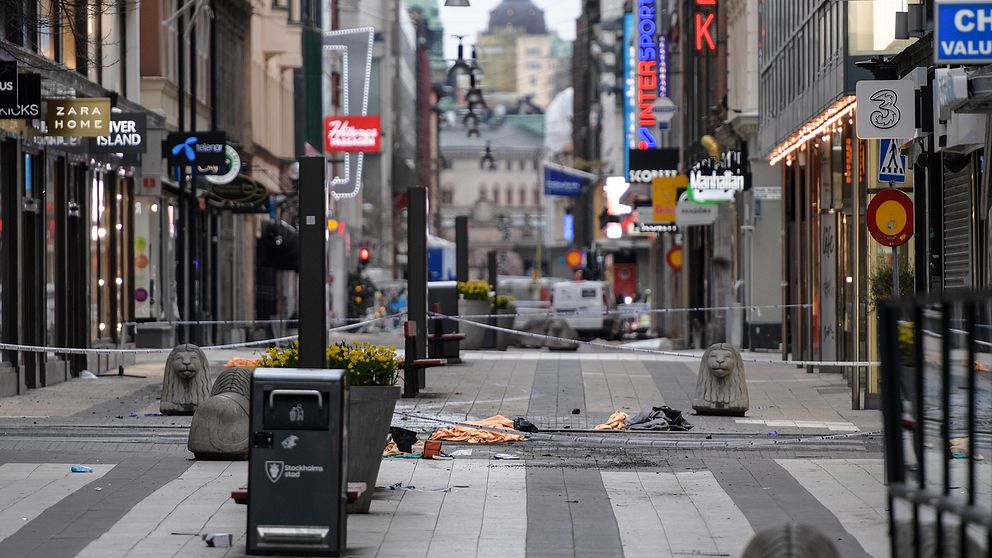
[0,340,888,558]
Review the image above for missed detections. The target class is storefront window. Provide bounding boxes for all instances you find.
[90,170,110,340]
[45,157,57,347]
[848,0,918,56]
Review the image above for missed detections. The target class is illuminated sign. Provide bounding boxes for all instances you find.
[324,115,381,152]
[695,0,717,53]
[658,36,668,98]
[605,176,632,217]
[636,0,658,149]
[689,151,749,204]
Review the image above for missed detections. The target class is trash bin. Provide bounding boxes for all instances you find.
[247,368,348,556]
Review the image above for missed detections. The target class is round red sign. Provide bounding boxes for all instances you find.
[565,249,583,269]
[666,246,683,272]
[867,189,913,247]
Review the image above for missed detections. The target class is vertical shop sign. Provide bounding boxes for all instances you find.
[133,197,154,318]
[695,0,717,52]
[636,0,659,149]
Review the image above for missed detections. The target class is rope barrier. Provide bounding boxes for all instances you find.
[436,312,883,368]
[445,303,813,321]
[0,314,404,355]
[393,410,882,449]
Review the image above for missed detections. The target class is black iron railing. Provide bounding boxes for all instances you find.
[880,290,992,557]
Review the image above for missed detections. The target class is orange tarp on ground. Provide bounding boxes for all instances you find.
[594,410,629,430]
[429,415,526,444]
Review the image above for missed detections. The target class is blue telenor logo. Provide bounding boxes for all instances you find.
[171,136,199,161]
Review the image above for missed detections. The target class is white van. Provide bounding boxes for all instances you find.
[550,281,620,339]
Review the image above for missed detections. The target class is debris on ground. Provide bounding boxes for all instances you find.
[79,370,98,380]
[202,533,232,547]
[389,427,419,453]
[594,407,693,431]
[70,466,92,473]
[595,410,629,430]
[449,449,474,457]
[224,357,259,368]
[961,359,990,372]
[513,417,540,433]
[429,415,526,443]
[493,453,520,460]
[571,408,581,415]
[383,439,424,458]
[422,440,443,459]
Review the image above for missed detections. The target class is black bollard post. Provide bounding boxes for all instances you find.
[408,186,428,364]
[455,216,469,283]
[298,157,327,368]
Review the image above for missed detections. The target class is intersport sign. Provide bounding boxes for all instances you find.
[324,115,381,152]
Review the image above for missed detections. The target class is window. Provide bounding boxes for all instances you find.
[480,183,488,200]
[506,186,513,205]
[520,187,526,206]
[533,188,540,205]
[525,47,541,56]
[440,188,453,204]
[493,187,500,204]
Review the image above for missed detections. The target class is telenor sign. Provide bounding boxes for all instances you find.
[324,115,381,152]
[935,1,992,64]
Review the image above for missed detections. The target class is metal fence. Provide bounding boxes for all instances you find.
[880,290,992,557]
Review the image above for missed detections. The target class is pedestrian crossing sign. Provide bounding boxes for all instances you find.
[878,139,907,183]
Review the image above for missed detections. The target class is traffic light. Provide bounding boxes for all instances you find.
[359,247,371,267]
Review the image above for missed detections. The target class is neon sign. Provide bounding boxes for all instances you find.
[636,0,658,149]
[695,0,717,52]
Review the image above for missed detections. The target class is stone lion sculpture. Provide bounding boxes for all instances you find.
[188,367,251,459]
[692,342,749,416]
[160,344,212,415]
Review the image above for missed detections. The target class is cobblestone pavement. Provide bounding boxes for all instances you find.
[0,346,895,557]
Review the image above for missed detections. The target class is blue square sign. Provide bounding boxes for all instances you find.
[879,139,907,183]
[935,1,992,64]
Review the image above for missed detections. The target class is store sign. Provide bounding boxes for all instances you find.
[634,0,660,149]
[46,98,111,137]
[688,151,749,203]
[133,197,154,319]
[208,179,269,205]
[651,175,687,223]
[605,176,632,216]
[855,80,917,139]
[204,145,242,185]
[324,115,381,152]
[677,191,718,226]
[163,131,227,166]
[0,61,17,109]
[90,113,147,153]
[935,1,992,64]
[695,0,717,52]
[544,165,585,197]
[633,222,678,233]
[0,73,39,119]
[628,147,680,183]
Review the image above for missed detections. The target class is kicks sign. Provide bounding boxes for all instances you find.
[324,115,381,152]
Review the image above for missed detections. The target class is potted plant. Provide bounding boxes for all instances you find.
[457,280,492,350]
[495,295,517,349]
[258,340,402,514]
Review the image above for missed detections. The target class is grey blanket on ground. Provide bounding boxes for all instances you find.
[624,406,694,431]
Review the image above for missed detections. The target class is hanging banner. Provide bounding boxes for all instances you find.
[0,73,39,119]
[651,175,687,223]
[133,197,154,319]
[676,191,718,226]
[90,113,147,153]
[688,150,750,203]
[46,98,111,136]
[544,165,587,197]
[629,147,680,183]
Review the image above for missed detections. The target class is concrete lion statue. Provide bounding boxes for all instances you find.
[161,344,212,415]
[692,342,749,416]
[188,367,251,459]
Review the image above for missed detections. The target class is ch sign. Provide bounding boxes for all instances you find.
[935,1,992,64]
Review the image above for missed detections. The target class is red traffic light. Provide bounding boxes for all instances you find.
[359,247,371,264]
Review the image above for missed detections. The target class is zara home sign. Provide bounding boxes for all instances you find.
[46,98,111,137]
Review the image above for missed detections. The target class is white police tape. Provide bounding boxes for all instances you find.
[438,313,882,368]
[448,303,812,320]
[0,314,403,355]
[392,410,882,449]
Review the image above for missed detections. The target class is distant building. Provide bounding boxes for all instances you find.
[476,0,572,109]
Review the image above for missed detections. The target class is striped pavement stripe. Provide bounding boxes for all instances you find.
[602,470,754,558]
[0,463,115,543]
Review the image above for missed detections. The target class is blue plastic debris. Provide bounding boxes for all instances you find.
[71,466,92,473]
[768,431,779,437]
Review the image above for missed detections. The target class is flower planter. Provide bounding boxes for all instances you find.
[347,384,401,514]
[458,298,491,350]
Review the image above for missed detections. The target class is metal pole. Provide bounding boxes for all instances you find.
[298,157,327,368]
[408,186,428,360]
[485,251,497,349]
[455,215,468,282]
[893,245,900,300]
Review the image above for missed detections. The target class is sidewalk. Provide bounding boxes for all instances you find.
[0,346,889,557]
